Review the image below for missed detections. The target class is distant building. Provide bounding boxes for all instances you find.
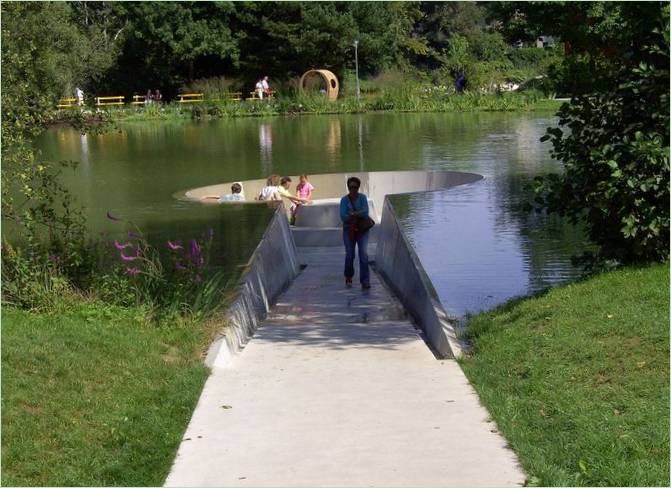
[536,36,556,48]
[511,36,556,49]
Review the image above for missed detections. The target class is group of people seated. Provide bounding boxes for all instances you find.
[254,76,272,99]
[145,89,163,104]
[201,174,314,224]
[256,174,314,223]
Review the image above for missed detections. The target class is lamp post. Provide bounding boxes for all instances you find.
[353,39,360,102]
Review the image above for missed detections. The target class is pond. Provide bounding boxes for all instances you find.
[34,112,589,319]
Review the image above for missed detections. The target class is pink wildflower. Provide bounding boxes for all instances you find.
[190,239,201,257]
[114,240,132,250]
[167,240,183,250]
[126,267,140,276]
[119,250,138,261]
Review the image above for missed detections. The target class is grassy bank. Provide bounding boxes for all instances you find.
[1,301,212,486]
[78,92,563,123]
[459,264,669,486]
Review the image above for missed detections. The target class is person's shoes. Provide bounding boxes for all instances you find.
[361,283,371,289]
[345,277,353,288]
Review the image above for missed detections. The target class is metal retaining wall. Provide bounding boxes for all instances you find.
[205,205,300,368]
[374,197,464,359]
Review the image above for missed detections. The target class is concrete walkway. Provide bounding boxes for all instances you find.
[165,247,525,487]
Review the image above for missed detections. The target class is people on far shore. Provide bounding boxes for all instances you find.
[75,86,84,106]
[455,72,467,93]
[201,182,245,203]
[255,76,271,99]
[145,89,154,104]
[154,89,162,103]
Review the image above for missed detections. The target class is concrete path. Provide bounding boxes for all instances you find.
[165,247,525,487]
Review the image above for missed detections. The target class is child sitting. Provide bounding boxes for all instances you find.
[201,182,244,202]
[289,175,314,224]
[296,174,314,201]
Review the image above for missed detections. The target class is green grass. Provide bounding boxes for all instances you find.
[459,264,669,486]
[1,301,211,486]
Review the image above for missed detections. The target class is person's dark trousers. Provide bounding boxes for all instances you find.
[343,228,370,286]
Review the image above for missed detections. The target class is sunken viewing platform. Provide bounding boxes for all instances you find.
[183,170,483,246]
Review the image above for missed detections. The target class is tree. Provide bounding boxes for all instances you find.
[104,2,239,96]
[231,2,420,84]
[536,3,669,264]
[1,2,117,286]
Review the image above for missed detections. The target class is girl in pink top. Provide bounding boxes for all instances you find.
[290,175,314,225]
[295,174,314,200]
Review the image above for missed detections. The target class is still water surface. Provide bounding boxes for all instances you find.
[35,112,589,318]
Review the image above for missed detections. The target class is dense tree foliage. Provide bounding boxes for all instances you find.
[0,1,561,99]
[485,1,666,95]
[535,3,669,264]
[1,2,116,285]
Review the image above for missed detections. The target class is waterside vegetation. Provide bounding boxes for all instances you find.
[91,90,562,123]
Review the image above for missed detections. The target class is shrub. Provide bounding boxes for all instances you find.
[1,242,74,311]
[181,76,242,99]
[535,12,669,264]
[507,47,558,70]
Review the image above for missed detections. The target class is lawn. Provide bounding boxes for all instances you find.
[460,264,669,486]
[1,302,211,486]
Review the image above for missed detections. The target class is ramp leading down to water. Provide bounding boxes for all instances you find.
[165,246,525,486]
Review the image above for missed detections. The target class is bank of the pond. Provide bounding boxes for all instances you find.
[78,93,563,123]
[459,264,669,486]
[1,301,212,486]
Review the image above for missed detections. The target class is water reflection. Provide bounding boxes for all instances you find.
[356,116,364,171]
[326,118,342,166]
[259,122,273,173]
[33,112,589,318]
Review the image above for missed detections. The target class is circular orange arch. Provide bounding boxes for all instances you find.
[299,69,339,101]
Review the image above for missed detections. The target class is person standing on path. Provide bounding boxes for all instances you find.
[339,176,371,289]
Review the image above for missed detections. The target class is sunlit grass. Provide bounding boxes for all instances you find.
[1,302,211,486]
[460,264,669,486]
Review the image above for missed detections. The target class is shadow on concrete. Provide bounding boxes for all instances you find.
[254,320,420,351]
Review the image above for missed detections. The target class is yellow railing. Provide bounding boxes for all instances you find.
[208,92,243,102]
[57,98,78,108]
[248,90,274,101]
[95,96,125,106]
[131,95,146,105]
[177,93,204,103]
